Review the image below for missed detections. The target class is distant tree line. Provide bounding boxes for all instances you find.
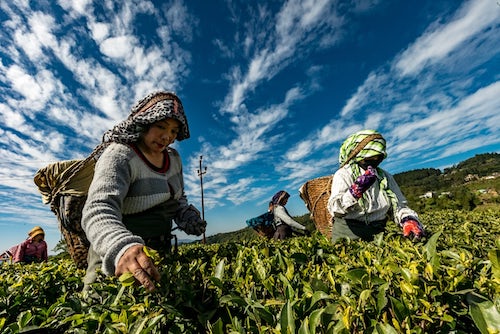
[394,153,499,212]
[394,153,499,190]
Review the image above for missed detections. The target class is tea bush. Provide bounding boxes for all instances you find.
[1,209,499,333]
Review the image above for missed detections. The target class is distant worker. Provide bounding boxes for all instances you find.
[12,226,48,263]
[327,130,425,242]
[271,190,308,239]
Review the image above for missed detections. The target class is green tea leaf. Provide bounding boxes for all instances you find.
[142,246,160,265]
[374,322,399,334]
[487,248,500,280]
[280,301,295,334]
[308,308,325,333]
[389,296,409,324]
[209,318,224,334]
[424,229,441,264]
[467,292,500,334]
[298,318,310,334]
[118,272,136,286]
[214,258,225,280]
[376,283,389,315]
[345,268,369,284]
[306,291,332,312]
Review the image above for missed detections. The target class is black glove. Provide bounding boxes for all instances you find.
[184,219,207,236]
[175,205,207,236]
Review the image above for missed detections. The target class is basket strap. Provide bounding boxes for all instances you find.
[340,133,383,168]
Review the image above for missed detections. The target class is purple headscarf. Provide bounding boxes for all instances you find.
[271,190,290,206]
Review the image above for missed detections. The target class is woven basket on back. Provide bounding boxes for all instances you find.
[34,158,95,269]
[299,175,333,239]
[56,195,90,269]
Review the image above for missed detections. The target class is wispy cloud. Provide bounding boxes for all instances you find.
[394,0,499,77]
[221,0,342,114]
[193,0,365,206]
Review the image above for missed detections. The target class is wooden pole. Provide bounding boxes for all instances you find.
[197,155,207,244]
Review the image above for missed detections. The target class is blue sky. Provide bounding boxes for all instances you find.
[1,0,499,254]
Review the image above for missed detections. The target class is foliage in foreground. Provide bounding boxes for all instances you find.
[0,209,499,333]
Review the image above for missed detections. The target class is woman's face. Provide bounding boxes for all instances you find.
[32,234,44,243]
[358,154,384,170]
[141,118,181,153]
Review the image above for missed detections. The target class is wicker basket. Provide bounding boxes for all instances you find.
[34,159,94,269]
[60,224,89,269]
[299,175,333,239]
[56,194,90,269]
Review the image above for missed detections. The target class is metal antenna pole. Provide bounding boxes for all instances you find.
[197,155,207,244]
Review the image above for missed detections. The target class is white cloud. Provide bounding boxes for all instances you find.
[14,30,44,61]
[0,103,26,128]
[222,0,343,114]
[57,0,92,15]
[100,36,135,59]
[89,22,110,43]
[5,66,56,111]
[30,11,58,45]
[394,0,499,77]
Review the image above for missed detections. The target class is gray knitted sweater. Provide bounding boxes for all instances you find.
[82,142,187,275]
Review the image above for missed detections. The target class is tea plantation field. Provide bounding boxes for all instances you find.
[1,209,499,333]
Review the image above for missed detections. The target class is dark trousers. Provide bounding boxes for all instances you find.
[331,217,387,243]
[273,224,292,240]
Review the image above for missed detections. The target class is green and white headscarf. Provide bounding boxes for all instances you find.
[339,129,387,168]
[339,130,399,220]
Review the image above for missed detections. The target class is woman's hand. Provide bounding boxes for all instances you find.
[115,244,161,291]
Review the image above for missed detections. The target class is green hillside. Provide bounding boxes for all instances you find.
[395,153,500,212]
[394,152,499,192]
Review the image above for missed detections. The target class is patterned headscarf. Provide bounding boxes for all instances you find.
[271,190,290,206]
[102,91,190,144]
[89,91,190,159]
[339,129,387,166]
